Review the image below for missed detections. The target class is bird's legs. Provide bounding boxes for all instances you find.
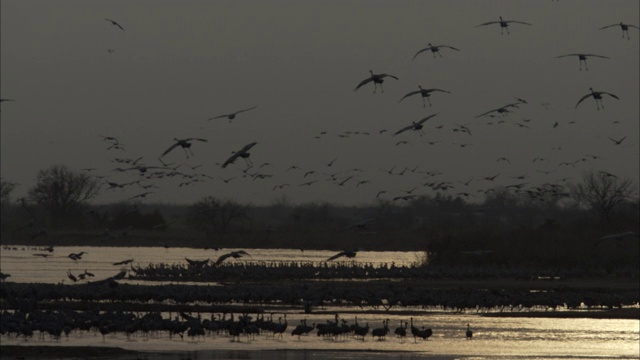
[421,97,426,107]
[426,97,433,107]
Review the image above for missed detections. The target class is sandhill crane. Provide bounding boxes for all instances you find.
[222,142,258,168]
[0,272,11,281]
[215,250,250,265]
[477,16,532,34]
[68,252,87,261]
[410,318,433,342]
[399,86,450,107]
[600,22,639,39]
[466,324,473,339]
[354,70,399,93]
[394,114,438,137]
[327,249,358,261]
[208,106,257,122]
[575,88,619,110]
[609,136,626,145]
[556,53,609,71]
[113,259,134,266]
[476,102,521,118]
[371,319,389,340]
[161,138,207,159]
[413,43,460,59]
[67,270,78,283]
[105,18,125,31]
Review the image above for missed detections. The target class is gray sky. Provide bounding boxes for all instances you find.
[1,0,638,206]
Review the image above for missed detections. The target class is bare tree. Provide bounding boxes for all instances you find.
[28,165,101,227]
[189,196,249,241]
[1,178,17,206]
[571,171,636,225]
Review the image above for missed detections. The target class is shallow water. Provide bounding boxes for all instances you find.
[1,311,638,359]
[0,245,422,284]
[1,245,638,359]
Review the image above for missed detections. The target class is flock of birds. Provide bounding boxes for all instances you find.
[2,5,638,210]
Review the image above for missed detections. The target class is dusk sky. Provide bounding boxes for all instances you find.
[1,0,638,206]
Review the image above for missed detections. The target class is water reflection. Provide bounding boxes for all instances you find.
[0,245,422,284]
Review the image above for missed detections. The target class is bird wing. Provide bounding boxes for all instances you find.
[508,20,532,25]
[394,124,415,136]
[425,88,451,94]
[417,113,438,125]
[381,74,399,80]
[239,142,258,153]
[326,251,346,261]
[583,54,609,59]
[187,138,208,142]
[234,106,257,114]
[208,114,230,120]
[215,253,233,265]
[354,77,373,91]
[574,93,593,108]
[161,142,181,157]
[629,25,640,29]
[599,24,619,29]
[412,47,431,60]
[439,45,460,51]
[476,108,498,118]
[399,90,420,102]
[476,21,499,27]
[555,54,579,58]
[222,153,240,168]
[601,92,619,100]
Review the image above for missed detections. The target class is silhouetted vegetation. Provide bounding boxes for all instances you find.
[1,169,638,273]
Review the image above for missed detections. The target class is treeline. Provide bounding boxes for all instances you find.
[1,167,638,272]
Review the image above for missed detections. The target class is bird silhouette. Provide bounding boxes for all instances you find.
[113,259,134,266]
[208,106,257,122]
[609,136,626,145]
[222,142,258,168]
[161,138,207,159]
[399,86,450,107]
[326,249,358,261]
[556,53,609,71]
[600,22,639,39]
[215,250,250,265]
[105,18,125,31]
[394,114,438,137]
[354,70,399,93]
[466,324,473,339]
[477,16,532,34]
[575,88,619,110]
[413,43,460,60]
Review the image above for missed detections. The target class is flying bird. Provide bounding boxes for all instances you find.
[475,102,521,118]
[575,88,619,110]
[600,22,639,39]
[595,231,639,246]
[399,86,451,107]
[354,70,399,93]
[161,138,207,158]
[394,114,438,137]
[105,18,125,31]
[556,53,609,71]
[215,250,251,265]
[477,16,532,34]
[413,43,460,59]
[609,136,626,145]
[222,142,258,168]
[208,106,257,122]
[326,249,358,261]
[113,259,134,266]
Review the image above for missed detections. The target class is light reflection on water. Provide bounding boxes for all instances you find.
[1,245,638,359]
[1,312,638,359]
[0,245,423,284]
